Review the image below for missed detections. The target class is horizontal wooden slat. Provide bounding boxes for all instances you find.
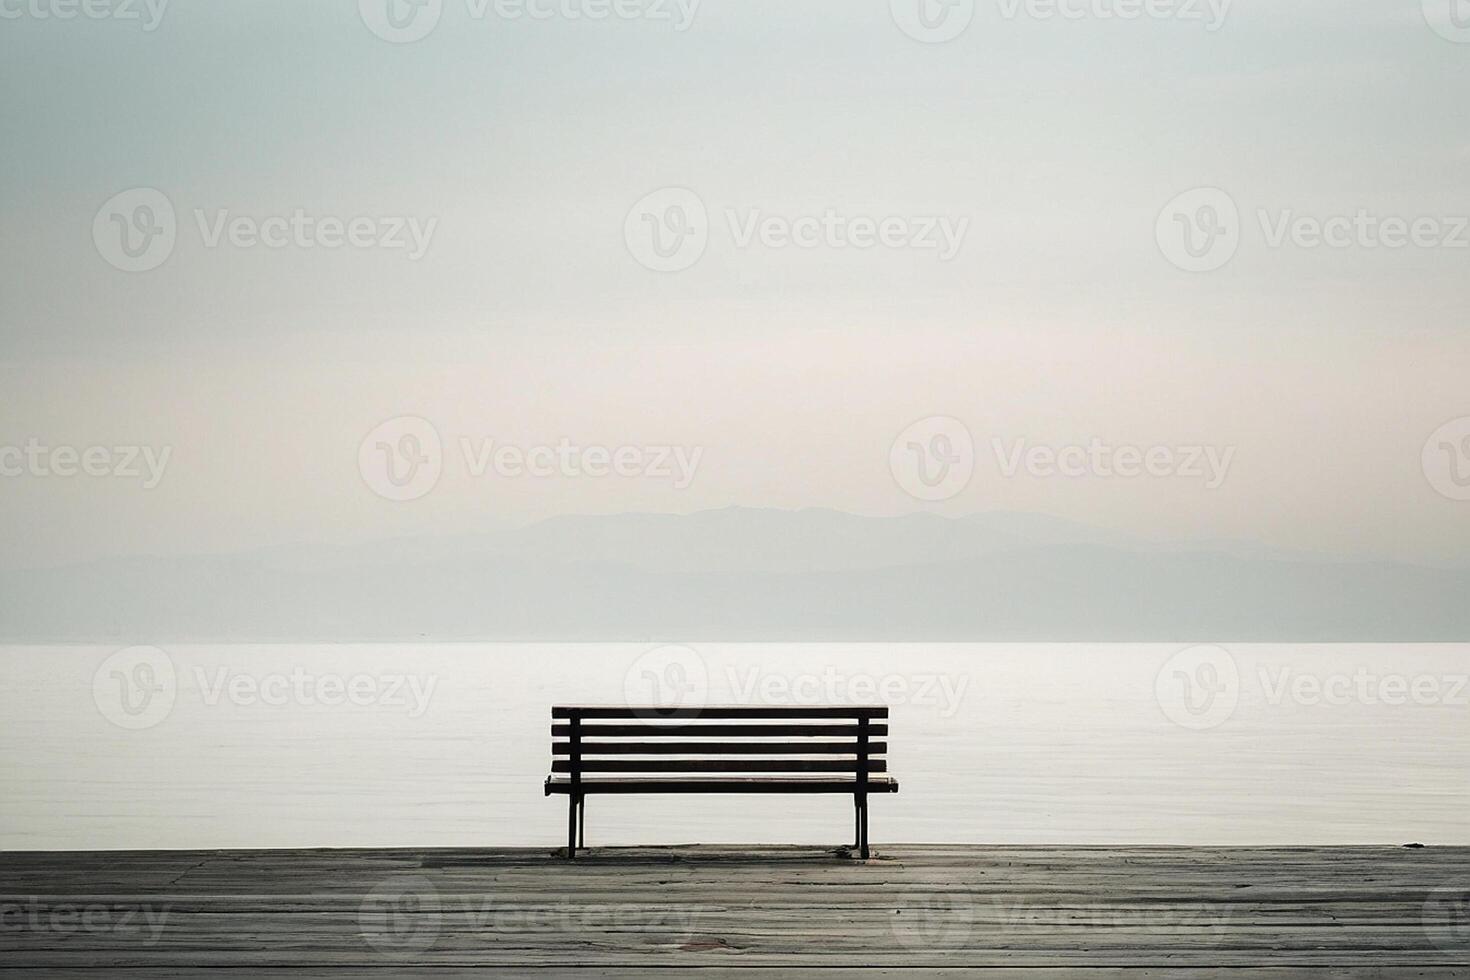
[545,775,900,794]
[552,759,887,773]
[552,705,888,719]
[553,741,886,755]
[552,723,887,737]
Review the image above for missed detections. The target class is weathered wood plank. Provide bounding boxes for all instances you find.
[1,846,1466,973]
[7,973,1470,980]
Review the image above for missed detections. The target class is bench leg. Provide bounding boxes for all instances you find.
[578,796,586,850]
[567,795,578,860]
[853,800,860,850]
[859,797,869,860]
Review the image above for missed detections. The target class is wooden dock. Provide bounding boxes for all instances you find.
[2,844,1468,975]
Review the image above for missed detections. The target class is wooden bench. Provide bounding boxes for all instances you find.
[545,705,897,860]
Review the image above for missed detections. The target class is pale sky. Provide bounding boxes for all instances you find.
[2,0,1468,570]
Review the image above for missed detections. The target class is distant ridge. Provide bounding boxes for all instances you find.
[3,509,1466,642]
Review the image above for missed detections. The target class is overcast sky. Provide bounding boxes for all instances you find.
[2,0,1468,571]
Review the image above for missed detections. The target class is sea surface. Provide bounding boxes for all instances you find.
[1,644,1466,850]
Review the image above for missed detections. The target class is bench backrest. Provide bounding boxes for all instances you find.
[551,705,889,782]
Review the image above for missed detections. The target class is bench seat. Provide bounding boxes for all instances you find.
[545,775,899,794]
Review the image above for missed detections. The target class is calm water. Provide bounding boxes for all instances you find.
[1,644,1466,850]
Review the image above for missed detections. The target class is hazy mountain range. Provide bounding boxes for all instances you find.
[3,509,1467,642]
